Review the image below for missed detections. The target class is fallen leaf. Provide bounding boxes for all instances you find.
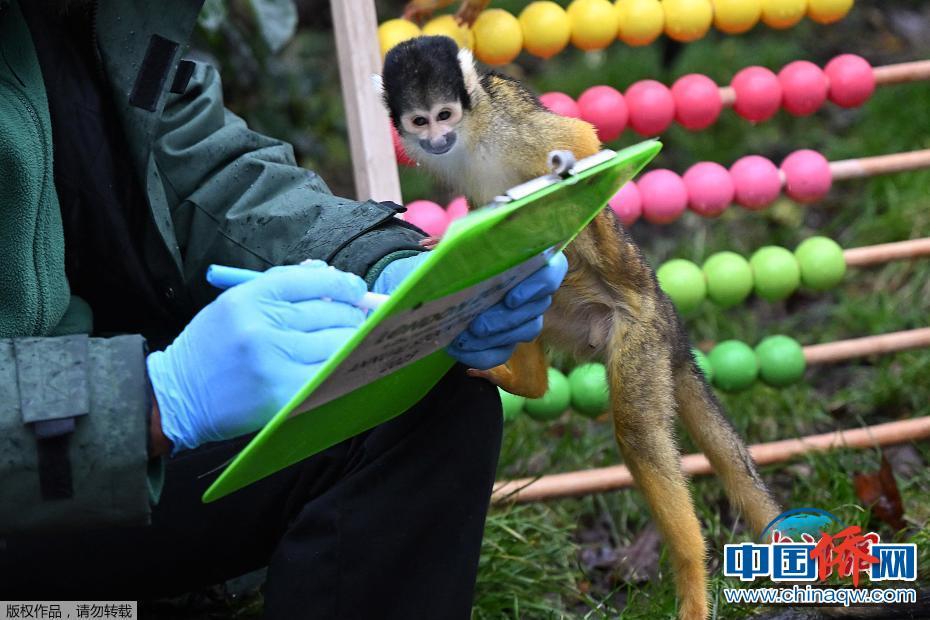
[854,453,905,531]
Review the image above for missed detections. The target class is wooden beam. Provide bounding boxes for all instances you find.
[331,0,402,204]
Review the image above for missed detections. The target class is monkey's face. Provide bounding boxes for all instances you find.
[399,101,463,156]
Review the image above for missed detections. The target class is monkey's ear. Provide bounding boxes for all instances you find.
[457,47,480,97]
[370,73,385,98]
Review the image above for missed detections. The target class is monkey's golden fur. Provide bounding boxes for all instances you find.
[382,44,781,620]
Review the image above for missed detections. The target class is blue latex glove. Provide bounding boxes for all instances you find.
[147,262,367,452]
[373,251,569,370]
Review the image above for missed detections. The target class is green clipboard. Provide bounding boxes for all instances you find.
[202,139,661,502]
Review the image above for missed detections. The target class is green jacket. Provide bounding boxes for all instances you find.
[0,0,422,533]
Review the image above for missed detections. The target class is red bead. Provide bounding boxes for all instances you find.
[447,196,470,221]
[825,54,875,108]
[729,155,782,210]
[577,85,628,142]
[683,162,733,217]
[403,200,449,236]
[609,181,642,226]
[638,169,688,224]
[391,125,415,167]
[625,80,676,136]
[780,149,832,203]
[539,92,581,118]
[671,73,722,130]
[731,66,782,122]
[778,60,828,116]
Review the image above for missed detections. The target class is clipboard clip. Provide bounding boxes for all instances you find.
[492,149,618,205]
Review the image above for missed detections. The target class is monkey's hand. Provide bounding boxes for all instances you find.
[454,0,490,26]
[419,236,441,250]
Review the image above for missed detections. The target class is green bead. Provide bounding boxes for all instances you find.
[708,340,758,392]
[691,348,713,382]
[755,335,806,387]
[794,236,846,291]
[524,368,572,421]
[702,251,753,308]
[568,363,610,418]
[749,246,801,301]
[657,259,706,314]
[499,388,525,422]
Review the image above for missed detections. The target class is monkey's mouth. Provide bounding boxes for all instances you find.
[419,133,456,155]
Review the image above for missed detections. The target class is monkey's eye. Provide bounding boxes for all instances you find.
[413,116,428,127]
[437,109,452,121]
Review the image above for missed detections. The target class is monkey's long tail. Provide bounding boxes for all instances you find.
[673,364,781,536]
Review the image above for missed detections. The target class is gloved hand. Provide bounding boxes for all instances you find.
[448,251,568,369]
[147,262,367,453]
[374,250,569,371]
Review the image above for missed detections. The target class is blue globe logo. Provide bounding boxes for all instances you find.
[761,508,842,542]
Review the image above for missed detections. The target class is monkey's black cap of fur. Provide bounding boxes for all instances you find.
[381,35,471,127]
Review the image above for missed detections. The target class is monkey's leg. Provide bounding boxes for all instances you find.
[466,339,548,398]
[674,365,781,535]
[609,345,708,620]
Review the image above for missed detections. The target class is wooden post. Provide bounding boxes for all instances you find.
[331,0,403,204]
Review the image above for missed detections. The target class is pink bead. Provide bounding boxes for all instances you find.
[825,54,875,108]
[638,169,688,224]
[392,125,415,167]
[729,155,782,210]
[671,74,722,131]
[577,85,628,142]
[683,162,733,217]
[780,149,832,203]
[608,181,642,227]
[403,200,449,236]
[778,61,828,116]
[625,80,676,136]
[539,92,581,118]
[731,66,782,122]
[447,196,470,221]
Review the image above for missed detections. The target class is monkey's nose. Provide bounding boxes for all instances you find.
[420,132,456,155]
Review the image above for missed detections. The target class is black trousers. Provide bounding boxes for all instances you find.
[0,367,503,619]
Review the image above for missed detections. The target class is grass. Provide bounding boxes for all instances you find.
[449,3,930,618]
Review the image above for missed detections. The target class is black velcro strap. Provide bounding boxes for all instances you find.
[34,419,75,500]
[170,59,195,94]
[14,336,89,501]
[129,34,180,111]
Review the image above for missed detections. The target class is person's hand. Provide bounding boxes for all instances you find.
[448,251,568,369]
[147,262,367,453]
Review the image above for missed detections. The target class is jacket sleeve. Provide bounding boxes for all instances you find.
[152,61,425,306]
[0,334,160,535]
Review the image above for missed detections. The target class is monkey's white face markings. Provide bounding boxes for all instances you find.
[401,101,463,155]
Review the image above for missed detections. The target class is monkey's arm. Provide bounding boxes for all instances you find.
[455,0,491,26]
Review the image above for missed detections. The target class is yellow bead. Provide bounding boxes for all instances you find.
[473,9,523,65]
[663,0,713,43]
[422,14,475,49]
[519,1,571,58]
[614,0,664,46]
[807,0,853,24]
[377,19,421,58]
[712,0,762,34]
[761,0,807,29]
[567,0,620,51]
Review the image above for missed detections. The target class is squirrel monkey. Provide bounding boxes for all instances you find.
[403,0,490,25]
[375,36,781,620]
